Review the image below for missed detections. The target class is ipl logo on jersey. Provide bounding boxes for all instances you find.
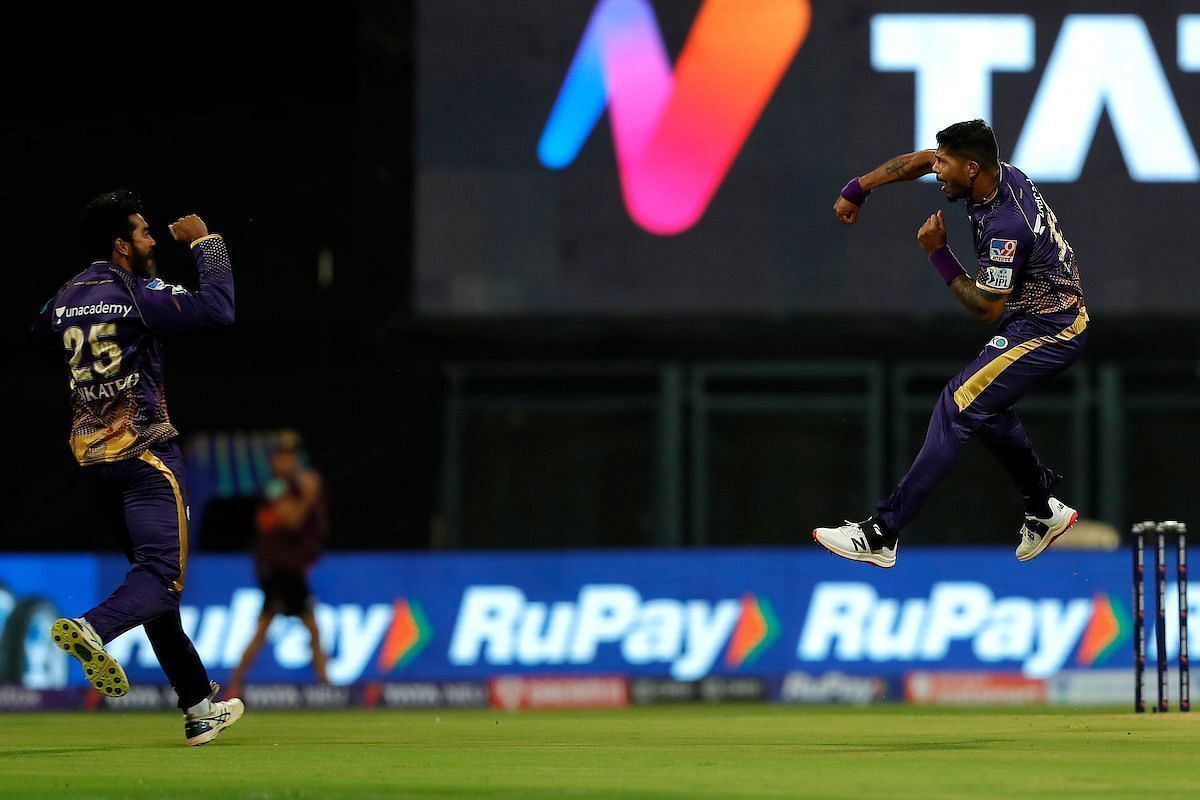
[981,267,1014,292]
[146,278,189,296]
[989,238,1018,264]
[979,267,1017,292]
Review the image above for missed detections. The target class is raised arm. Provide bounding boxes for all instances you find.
[917,210,1008,324]
[834,150,937,224]
[859,150,938,190]
[128,215,235,331]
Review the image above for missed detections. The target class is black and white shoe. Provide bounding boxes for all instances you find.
[812,517,898,568]
[1014,496,1078,562]
[185,681,245,747]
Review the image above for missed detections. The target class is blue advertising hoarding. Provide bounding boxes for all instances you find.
[0,549,1192,690]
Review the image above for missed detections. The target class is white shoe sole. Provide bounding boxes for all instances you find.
[812,529,897,569]
[187,699,245,747]
[1015,509,1079,562]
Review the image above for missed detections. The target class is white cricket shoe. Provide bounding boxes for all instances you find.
[185,682,245,746]
[812,518,898,569]
[1014,496,1078,562]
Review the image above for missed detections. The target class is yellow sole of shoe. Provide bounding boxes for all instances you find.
[51,617,130,697]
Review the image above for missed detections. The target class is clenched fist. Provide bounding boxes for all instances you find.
[168,214,209,244]
[917,210,947,254]
[834,196,860,225]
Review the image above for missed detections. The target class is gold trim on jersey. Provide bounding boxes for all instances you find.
[138,450,189,593]
[189,234,222,248]
[72,424,140,465]
[952,307,1089,413]
[975,280,1013,296]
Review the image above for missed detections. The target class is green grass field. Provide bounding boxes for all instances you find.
[0,706,1197,799]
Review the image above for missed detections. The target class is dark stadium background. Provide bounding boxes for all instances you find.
[7,1,1199,554]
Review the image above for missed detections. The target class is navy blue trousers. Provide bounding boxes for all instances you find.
[84,442,211,710]
[876,308,1089,534]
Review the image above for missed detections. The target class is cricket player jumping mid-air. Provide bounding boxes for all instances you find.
[33,190,243,744]
[814,119,1086,568]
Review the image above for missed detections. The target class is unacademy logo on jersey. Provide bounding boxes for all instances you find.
[990,336,1009,350]
[56,302,132,319]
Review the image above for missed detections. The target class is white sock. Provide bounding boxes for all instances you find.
[186,698,213,716]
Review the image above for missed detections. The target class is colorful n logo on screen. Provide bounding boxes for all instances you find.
[538,0,811,235]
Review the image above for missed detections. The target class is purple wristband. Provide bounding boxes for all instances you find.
[928,245,967,285]
[840,177,871,206]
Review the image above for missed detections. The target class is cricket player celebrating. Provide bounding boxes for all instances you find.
[33,190,243,745]
[814,120,1086,568]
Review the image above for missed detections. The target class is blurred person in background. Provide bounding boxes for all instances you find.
[229,432,330,694]
[33,189,243,746]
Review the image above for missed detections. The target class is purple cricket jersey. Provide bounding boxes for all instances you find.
[35,235,234,465]
[968,162,1085,316]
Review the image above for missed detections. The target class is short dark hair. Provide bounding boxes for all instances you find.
[82,189,143,260]
[935,119,1000,171]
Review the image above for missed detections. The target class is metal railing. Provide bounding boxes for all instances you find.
[440,359,1198,547]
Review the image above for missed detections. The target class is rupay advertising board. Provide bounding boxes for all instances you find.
[1,550,1193,689]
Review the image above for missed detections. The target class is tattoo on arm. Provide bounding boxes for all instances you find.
[884,155,912,179]
[950,275,1005,319]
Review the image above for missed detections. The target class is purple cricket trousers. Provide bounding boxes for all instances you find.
[83,442,211,710]
[876,307,1089,534]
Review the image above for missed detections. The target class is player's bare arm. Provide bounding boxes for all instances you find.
[917,209,1006,323]
[861,150,938,189]
[948,275,1006,323]
[834,150,937,224]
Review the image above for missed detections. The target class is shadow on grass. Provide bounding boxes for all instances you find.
[803,738,1010,753]
[0,746,128,759]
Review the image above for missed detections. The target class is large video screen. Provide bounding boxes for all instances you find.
[417,1,1200,315]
